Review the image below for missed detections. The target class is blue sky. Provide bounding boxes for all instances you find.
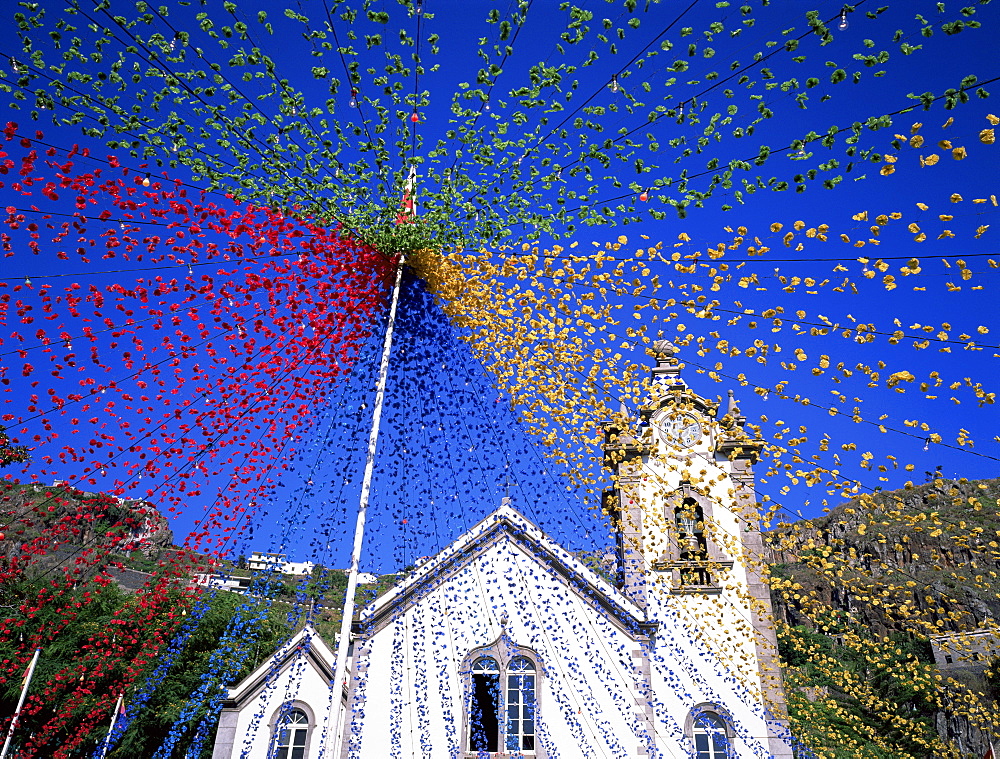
[0,1,998,571]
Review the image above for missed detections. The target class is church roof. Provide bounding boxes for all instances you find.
[223,623,337,709]
[361,500,655,639]
[221,502,653,710]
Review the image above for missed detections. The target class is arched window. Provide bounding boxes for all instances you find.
[691,711,730,759]
[505,656,536,752]
[675,498,709,585]
[272,707,310,759]
[469,656,501,752]
[465,648,540,756]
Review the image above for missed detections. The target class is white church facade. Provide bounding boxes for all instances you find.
[211,343,797,759]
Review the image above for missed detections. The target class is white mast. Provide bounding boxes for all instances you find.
[98,692,125,759]
[324,165,417,758]
[0,648,41,759]
[325,254,405,757]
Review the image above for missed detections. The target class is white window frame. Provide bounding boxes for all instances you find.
[504,655,537,754]
[269,703,313,759]
[685,705,735,759]
[462,644,543,758]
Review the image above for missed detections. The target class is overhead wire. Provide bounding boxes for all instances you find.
[528,321,1000,466]
[544,71,1000,222]
[494,2,870,217]
[77,0,326,197]
[527,271,1000,351]
[13,314,367,592]
[0,50,250,177]
[2,245,390,580]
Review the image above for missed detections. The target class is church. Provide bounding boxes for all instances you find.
[211,343,797,759]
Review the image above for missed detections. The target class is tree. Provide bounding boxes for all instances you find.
[110,591,287,759]
[0,575,189,758]
[778,624,946,758]
[0,425,28,469]
[0,481,203,757]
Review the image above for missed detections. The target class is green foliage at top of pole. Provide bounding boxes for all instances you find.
[3,1,992,240]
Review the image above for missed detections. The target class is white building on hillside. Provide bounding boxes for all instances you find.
[212,344,795,758]
[193,573,252,593]
[247,552,287,572]
[247,552,316,577]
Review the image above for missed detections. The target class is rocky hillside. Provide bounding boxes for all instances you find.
[0,479,177,578]
[766,476,1000,758]
[767,476,1000,636]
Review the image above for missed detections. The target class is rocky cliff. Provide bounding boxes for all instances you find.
[767,476,1000,636]
[0,480,175,573]
[766,476,1000,757]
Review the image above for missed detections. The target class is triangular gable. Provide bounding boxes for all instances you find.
[225,623,336,709]
[361,502,654,639]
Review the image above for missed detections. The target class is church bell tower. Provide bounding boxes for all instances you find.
[603,340,794,758]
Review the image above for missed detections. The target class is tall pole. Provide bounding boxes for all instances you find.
[0,648,40,759]
[325,255,406,758]
[98,692,124,759]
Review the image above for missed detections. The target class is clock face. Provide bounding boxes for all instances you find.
[657,414,703,449]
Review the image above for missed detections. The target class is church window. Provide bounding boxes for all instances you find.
[466,648,540,756]
[505,656,536,752]
[272,708,309,759]
[469,656,501,752]
[691,710,730,759]
[676,498,709,585]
